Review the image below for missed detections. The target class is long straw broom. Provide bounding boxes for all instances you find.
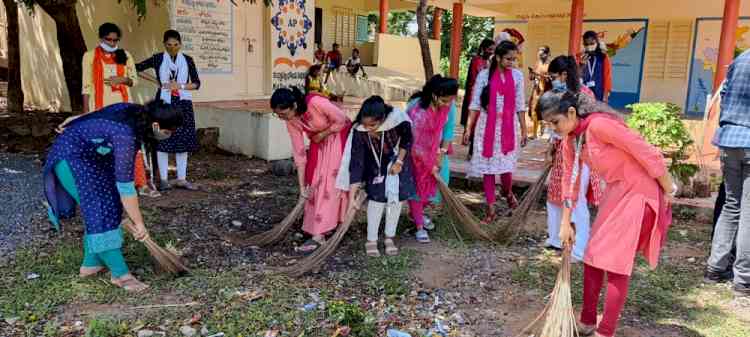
[515,245,579,337]
[122,219,190,274]
[276,191,366,277]
[494,164,552,244]
[434,174,495,241]
[214,194,308,247]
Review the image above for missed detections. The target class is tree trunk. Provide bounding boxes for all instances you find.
[36,0,86,113]
[416,1,434,81]
[3,0,24,114]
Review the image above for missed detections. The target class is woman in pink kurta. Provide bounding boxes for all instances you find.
[270,87,351,253]
[537,91,675,337]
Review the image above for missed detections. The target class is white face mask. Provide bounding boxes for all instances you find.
[584,45,597,53]
[100,42,118,53]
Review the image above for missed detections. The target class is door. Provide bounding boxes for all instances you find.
[242,4,265,96]
[315,8,323,46]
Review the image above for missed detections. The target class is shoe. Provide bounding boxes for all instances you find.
[416,229,431,244]
[734,283,750,297]
[423,216,435,230]
[159,180,172,191]
[174,179,199,191]
[704,269,733,284]
[577,322,596,336]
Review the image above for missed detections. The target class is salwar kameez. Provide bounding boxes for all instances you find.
[406,98,456,228]
[44,103,144,278]
[561,115,671,337]
[287,95,351,236]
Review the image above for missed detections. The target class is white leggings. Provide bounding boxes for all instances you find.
[157,152,189,181]
[547,164,591,261]
[367,200,402,242]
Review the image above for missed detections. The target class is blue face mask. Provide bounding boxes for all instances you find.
[552,79,567,92]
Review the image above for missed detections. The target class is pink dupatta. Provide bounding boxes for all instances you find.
[302,93,351,185]
[483,68,516,157]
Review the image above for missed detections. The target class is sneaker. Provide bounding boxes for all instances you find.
[415,229,431,244]
[734,283,750,297]
[704,269,733,284]
[423,216,435,230]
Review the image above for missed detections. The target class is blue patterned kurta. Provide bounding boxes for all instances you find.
[136,53,200,153]
[44,103,140,253]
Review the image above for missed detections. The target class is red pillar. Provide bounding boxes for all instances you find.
[567,0,584,56]
[432,8,443,40]
[379,0,389,34]
[449,3,464,78]
[714,0,740,90]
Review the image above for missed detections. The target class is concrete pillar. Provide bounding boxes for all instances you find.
[449,3,464,78]
[379,0,389,34]
[568,0,584,56]
[433,8,443,40]
[714,0,740,90]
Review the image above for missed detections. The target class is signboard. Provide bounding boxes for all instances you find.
[270,0,315,90]
[583,19,649,109]
[172,0,233,74]
[686,17,750,117]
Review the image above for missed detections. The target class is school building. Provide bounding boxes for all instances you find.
[1,0,747,161]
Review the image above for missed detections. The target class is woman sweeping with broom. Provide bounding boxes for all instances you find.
[270,87,351,254]
[463,40,528,223]
[537,91,675,337]
[44,101,182,292]
[405,75,459,243]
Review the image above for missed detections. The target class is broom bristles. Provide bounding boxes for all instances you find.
[515,246,579,337]
[494,164,552,244]
[122,220,190,274]
[217,195,307,247]
[276,191,367,277]
[434,175,496,242]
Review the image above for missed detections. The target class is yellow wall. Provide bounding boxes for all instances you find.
[494,0,750,111]
[9,1,269,111]
[374,33,441,80]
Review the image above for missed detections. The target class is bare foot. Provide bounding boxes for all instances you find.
[111,274,149,292]
[79,266,106,278]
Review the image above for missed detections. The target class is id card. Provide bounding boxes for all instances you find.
[586,81,596,88]
[373,176,385,184]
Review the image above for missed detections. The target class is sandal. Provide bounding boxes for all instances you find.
[365,241,380,257]
[415,229,431,244]
[297,238,322,256]
[423,216,435,231]
[111,274,149,292]
[79,266,106,278]
[139,186,161,198]
[482,205,497,224]
[174,180,199,191]
[578,322,596,336]
[384,238,398,256]
[506,192,519,210]
[158,180,172,191]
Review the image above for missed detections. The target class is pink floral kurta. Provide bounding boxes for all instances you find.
[562,116,671,276]
[287,96,350,236]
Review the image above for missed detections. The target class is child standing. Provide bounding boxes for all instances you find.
[338,96,415,257]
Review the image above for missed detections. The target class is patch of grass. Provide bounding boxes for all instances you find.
[326,300,376,337]
[359,249,417,297]
[206,167,227,180]
[84,316,129,337]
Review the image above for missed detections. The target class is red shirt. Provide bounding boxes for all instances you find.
[326,50,342,67]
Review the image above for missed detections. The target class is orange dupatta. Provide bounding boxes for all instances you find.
[92,47,129,109]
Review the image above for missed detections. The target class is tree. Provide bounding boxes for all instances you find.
[3,0,24,114]
[387,11,415,36]
[415,1,433,80]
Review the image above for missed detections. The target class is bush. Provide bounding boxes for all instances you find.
[626,102,696,183]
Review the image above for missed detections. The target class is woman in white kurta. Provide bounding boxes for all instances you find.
[463,40,527,222]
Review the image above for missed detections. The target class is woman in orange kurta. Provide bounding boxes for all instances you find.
[270,87,351,254]
[537,91,675,337]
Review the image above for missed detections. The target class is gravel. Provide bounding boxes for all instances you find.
[0,152,45,258]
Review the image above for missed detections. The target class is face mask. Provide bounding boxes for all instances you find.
[584,45,597,53]
[152,124,171,141]
[100,42,118,53]
[552,79,567,92]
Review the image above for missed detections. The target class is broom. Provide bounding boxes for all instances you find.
[215,193,308,247]
[122,219,190,274]
[494,163,552,244]
[433,174,495,242]
[276,191,366,277]
[515,244,579,337]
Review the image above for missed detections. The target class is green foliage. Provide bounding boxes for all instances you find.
[326,301,376,337]
[85,316,129,337]
[388,11,416,36]
[439,53,470,88]
[626,102,696,180]
[439,9,495,60]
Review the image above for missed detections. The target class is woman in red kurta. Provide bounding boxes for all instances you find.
[537,91,675,337]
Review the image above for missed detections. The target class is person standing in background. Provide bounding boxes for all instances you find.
[528,46,552,139]
[580,31,612,102]
[461,39,495,160]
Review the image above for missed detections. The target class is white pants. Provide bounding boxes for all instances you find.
[367,200,402,242]
[157,152,189,181]
[547,164,591,261]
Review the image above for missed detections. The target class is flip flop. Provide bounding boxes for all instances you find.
[297,239,322,256]
[174,180,199,191]
[384,238,398,256]
[111,274,149,293]
[365,241,380,257]
[79,266,106,278]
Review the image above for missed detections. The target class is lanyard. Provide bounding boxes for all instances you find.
[367,132,385,173]
[568,135,584,201]
[587,56,598,79]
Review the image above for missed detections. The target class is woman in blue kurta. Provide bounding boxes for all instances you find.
[136,29,201,191]
[44,101,182,292]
